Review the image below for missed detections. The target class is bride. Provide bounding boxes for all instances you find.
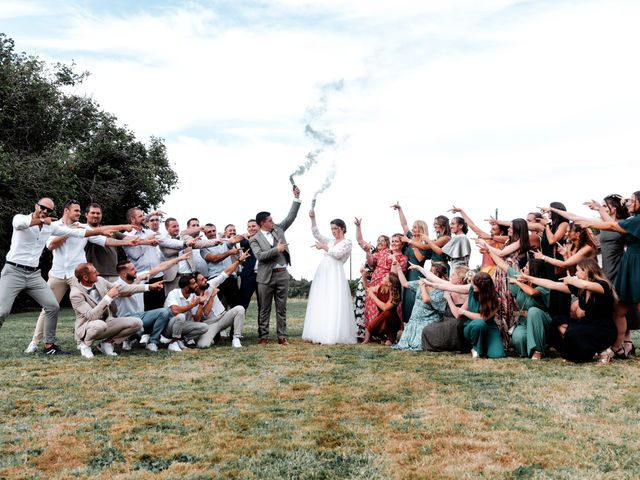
[302,210,357,344]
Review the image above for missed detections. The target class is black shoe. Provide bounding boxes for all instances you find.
[44,344,69,355]
[184,339,198,349]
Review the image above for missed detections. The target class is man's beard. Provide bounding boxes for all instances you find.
[126,274,136,282]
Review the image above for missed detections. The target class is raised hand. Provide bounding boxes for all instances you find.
[449,205,462,213]
[583,199,602,211]
[390,201,401,210]
[354,217,362,227]
[149,281,164,291]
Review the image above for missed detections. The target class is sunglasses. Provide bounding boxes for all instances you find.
[38,204,54,214]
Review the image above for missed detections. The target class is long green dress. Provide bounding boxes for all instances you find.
[462,285,506,358]
[401,231,430,322]
[506,268,551,357]
[616,216,640,304]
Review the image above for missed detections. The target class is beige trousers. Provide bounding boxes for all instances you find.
[31,276,77,344]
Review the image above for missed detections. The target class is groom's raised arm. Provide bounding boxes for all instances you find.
[277,186,301,231]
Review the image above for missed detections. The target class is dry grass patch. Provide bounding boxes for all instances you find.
[1,300,640,479]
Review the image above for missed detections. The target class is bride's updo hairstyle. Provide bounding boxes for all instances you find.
[331,219,347,233]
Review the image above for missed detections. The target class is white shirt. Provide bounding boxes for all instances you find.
[203,271,230,319]
[7,214,87,268]
[124,229,184,278]
[113,277,146,316]
[164,288,199,320]
[47,221,107,279]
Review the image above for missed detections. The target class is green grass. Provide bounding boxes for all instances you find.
[1,300,640,479]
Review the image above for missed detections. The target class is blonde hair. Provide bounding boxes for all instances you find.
[413,220,428,236]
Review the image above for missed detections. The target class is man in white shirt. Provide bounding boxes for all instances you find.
[113,251,191,352]
[163,276,209,351]
[200,223,246,308]
[123,207,197,311]
[0,198,120,354]
[24,199,136,354]
[193,248,250,348]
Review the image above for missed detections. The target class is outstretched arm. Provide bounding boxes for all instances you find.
[575,219,626,234]
[519,273,570,294]
[450,206,491,238]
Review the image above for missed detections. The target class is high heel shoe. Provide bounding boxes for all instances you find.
[612,345,628,360]
[594,348,613,364]
[624,341,636,356]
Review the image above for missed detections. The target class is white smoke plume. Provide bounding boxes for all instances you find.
[289,80,343,186]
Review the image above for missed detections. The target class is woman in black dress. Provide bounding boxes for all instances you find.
[520,257,617,363]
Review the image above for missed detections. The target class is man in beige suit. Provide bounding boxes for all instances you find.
[70,263,162,358]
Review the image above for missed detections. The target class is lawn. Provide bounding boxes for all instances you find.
[1,300,639,479]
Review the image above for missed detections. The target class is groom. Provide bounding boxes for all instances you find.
[250,185,301,345]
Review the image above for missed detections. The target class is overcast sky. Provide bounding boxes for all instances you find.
[3,0,640,279]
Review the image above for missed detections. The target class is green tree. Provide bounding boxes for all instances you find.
[0,33,179,264]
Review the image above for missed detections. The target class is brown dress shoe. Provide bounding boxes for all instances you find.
[277,338,289,346]
[258,338,269,345]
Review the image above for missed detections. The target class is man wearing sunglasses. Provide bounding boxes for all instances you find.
[0,198,124,355]
[24,199,138,354]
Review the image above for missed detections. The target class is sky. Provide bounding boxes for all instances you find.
[3,0,640,279]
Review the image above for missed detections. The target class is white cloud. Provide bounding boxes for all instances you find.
[5,0,640,278]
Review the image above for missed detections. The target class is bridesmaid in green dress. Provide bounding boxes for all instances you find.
[484,246,551,359]
[425,272,504,359]
[420,215,451,273]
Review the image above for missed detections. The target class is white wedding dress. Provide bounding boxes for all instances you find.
[302,226,357,345]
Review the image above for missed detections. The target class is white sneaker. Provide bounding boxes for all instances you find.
[471,348,480,359]
[145,343,158,352]
[232,338,242,348]
[122,340,132,351]
[79,344,94,359]
[24,341,38,354]
[97,342,118,356]
[140,334,150,345]
[177,340,186,350]
[159,335,172,344]
[168,342,182,352]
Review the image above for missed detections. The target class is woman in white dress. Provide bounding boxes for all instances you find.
[302,211,357,344]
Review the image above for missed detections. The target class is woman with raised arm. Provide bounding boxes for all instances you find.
[520,257,617,363]
[392,261,447,351]
[538,202,571,317]
[425,272,504,358]
[354,218,408,329]
[421,215,451,271]
[485,246,551,359]
[421,265,472,353]
[450,206,507,275]
[423,216,471,273]
[577,190,640,358]
[303,211,357,344]
[391,202,431,323]
[363,273,402,345]
[475,219,531,348]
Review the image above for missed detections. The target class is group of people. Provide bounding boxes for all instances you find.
[1,187,639,365]
[305,193,639,365]
[0,187,302,357]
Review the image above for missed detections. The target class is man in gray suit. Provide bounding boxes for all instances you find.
[250,186,301,345]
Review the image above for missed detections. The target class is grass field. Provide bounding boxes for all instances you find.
[1,300,640,479]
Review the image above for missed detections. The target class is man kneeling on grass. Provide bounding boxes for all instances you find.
[193,248,251,349]
[70,263,162,359]
[163,276,210,352]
